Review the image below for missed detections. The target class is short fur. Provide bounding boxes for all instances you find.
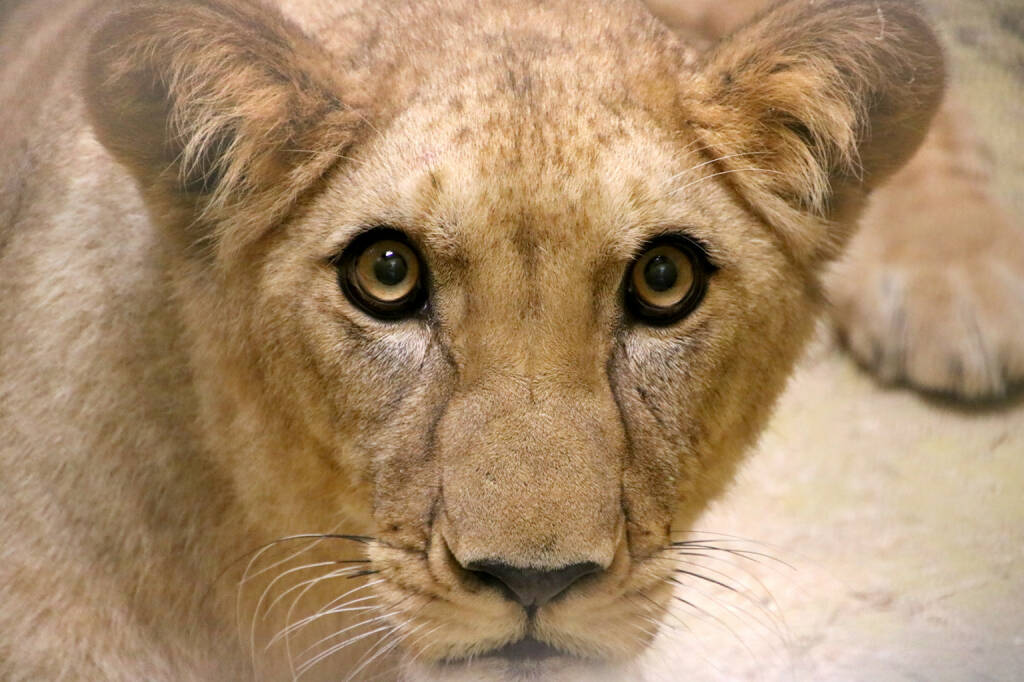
[0,0,1017,680]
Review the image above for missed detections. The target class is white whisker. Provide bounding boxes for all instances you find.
[665,150,770,185]
[295,625,394,680]
[368,620,445,682]
[238,532,338,675]
[670,168,788,196]
[296,611,399,662]
[260,564,368,624]
[270,578,386,648]
[255,565,362,669]
[242,531,351,587]
[344,619,430,682]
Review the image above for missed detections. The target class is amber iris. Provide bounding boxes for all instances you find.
[626,237,712,324]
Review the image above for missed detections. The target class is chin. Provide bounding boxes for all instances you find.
[400,640,642,682]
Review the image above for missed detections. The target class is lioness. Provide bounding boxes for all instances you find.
[1,0,1020,680]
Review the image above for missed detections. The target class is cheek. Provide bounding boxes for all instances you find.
[612,271,819,529]
[363,347,453,549]
[264,304,451,540]
[308,326,440,439]
[255,259,445,449]
[615,328,717,446]
[610,336,709,553]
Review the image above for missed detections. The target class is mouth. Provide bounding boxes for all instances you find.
[482,637,566,663]
[435,636,575,670]
[427,636,631,681]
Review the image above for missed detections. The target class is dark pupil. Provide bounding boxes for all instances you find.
[643,255,677,292]
[373,250,408,286]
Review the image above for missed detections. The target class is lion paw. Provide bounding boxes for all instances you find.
[829,245,1024,400]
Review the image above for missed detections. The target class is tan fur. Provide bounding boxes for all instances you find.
[0,0,1011,680]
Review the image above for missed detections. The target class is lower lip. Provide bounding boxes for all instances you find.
[483,637,565,662]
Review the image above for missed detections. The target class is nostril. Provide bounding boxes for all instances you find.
[466,560,601,608]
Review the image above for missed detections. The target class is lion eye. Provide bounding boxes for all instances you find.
[337,229,426,319]
[625,238,712,324]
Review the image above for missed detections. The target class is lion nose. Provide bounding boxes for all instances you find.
[466,560,601,608]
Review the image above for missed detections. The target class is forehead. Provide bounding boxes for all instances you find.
[348,70,710,268]
[305,0,754,274]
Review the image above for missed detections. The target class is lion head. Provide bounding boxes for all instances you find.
[83,0,942,677]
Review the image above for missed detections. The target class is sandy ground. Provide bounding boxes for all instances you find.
[643,3,1024,679]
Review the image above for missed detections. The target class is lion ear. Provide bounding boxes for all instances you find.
[686,0,945,263]
[84,0,368,256]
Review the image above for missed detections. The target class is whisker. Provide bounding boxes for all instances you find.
[242,534,373,587]
[665,150,771,185]
[296,611,398,662]
[402,622,444,666]
[674,568,739,593]
[256,562,367,625]
[670,541,794,569]
[661,552,789,637]
[208,538,364,609]
[632,591,692,636]
[345,620,430,682]
[237,531,366,675]
[344,569,380,579]
[671,529,786,547]
[669,168,788,196]
[630,583,737,678]
[671,589,764,672]
[620,620,660,657]
[669,575,789,675]
[671,563,788,646]
[249,563,367,681]
[363,622,445,682]
[256,565,366,665]
[625,618,661,642]
[293,579,385,628]
[268,602,382,655]
[270,578,386,649]
[286,589,384,682]
[234,529,372,656]
[666,136,709,163]
[295,624,394,680]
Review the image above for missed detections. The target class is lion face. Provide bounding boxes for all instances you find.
[253,78,816,665]
[84,0,942,675]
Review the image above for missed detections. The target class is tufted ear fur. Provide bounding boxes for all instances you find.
[685,0,945,264]
[84,0,369,259]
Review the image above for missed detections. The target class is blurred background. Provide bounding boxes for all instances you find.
[932,0,1023,217]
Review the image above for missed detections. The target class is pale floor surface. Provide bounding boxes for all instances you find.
[642,336,1024,681]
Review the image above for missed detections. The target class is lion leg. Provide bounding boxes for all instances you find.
[827,98,1024,399]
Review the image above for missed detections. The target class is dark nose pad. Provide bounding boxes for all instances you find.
[467,561,602,608]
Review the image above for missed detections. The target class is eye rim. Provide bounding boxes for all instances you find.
[624,234,715,326]
[335,227,428,321]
